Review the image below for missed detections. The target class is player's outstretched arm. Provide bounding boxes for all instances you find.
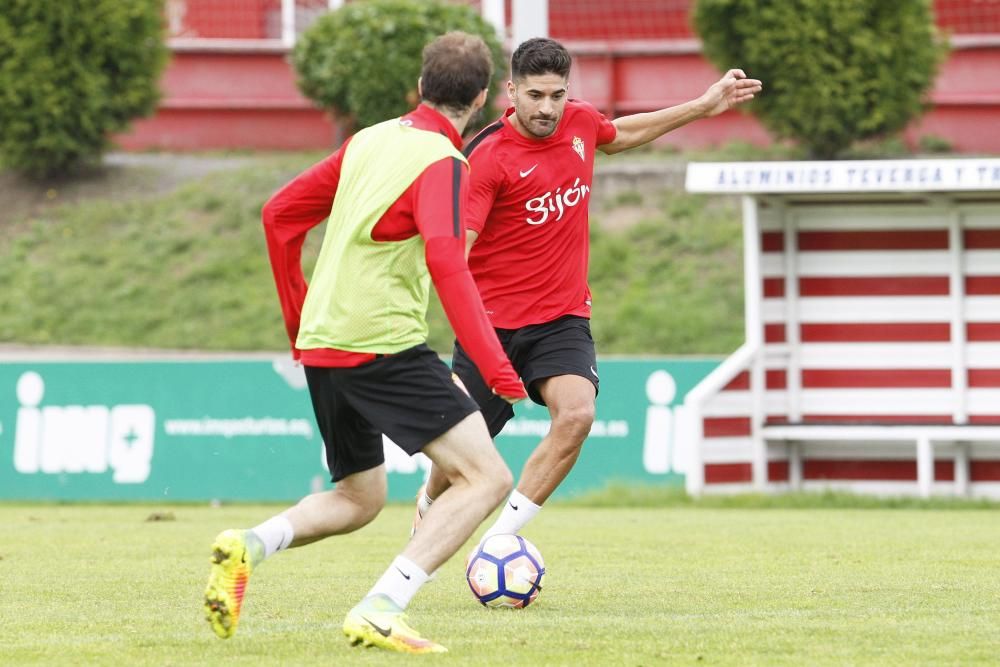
[599,68,762,155]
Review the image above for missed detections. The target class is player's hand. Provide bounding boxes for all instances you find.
[451,372,471,396]
[699,68,762,118]
[494,390,526,405]
[491,377,527,405]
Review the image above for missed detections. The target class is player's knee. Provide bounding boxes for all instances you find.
[468,449,513,501]
[470,465,512,510]
[490,463,514,503]
[334,484,384,525]
[358,497,385,525]
[552,404,595,443]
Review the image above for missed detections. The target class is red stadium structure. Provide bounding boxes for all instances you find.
[119,0,1000,153]
[682,158,1000,498]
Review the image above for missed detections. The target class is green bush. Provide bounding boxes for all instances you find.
[293,0,507,132]
[693,0,947,158]
[0,0,167,177]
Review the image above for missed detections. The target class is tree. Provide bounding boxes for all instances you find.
[693,0,947,158]
[293,0,506,134]
[0,0,168,177]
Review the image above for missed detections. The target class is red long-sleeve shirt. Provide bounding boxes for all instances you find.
[262,104,524,397]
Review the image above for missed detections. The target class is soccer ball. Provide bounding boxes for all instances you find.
[465,534,545,608]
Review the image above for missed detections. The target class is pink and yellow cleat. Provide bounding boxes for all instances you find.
[343,594,447,654]
[203,529,253,639]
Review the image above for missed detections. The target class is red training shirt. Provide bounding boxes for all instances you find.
[464,99,617,329]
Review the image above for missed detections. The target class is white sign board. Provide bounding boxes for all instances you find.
[686,159,1000,194]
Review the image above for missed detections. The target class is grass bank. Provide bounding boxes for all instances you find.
[2,151,745,353]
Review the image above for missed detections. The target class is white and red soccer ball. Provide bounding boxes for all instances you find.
[465,534,545,608]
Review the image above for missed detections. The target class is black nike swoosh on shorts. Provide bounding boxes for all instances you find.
[509,502,519,510]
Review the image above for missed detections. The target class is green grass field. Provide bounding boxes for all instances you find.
[4,501,999,665]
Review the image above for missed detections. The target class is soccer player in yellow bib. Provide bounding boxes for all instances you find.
[202,32,526,654]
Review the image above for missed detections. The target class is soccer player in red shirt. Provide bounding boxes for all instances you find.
[202,32,525,654]
[414,38,761,540]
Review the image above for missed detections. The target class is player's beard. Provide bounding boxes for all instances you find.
[516,107,560,138]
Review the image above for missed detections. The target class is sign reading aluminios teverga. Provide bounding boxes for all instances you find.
[686,159,1000,194]
[0,357,718,502]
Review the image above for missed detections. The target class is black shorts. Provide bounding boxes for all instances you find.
[304,344,479,482]
[452,315,599,438]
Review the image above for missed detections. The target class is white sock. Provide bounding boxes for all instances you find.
[249,515,294,560]
[367,555,429,609]
[482,490,541,541]
[416,490,434,518]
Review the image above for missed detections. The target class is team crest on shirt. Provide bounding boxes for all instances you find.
[572,136,585,161]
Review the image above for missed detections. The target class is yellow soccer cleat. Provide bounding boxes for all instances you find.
[343,594,447,654]
[203,529,253,639]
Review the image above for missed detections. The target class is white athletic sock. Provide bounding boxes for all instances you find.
[367,555,429,609]
[249,515,294,560]
[416,490,434,518]
[482,490,541,541]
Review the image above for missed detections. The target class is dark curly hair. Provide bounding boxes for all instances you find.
[510,37,571,81]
